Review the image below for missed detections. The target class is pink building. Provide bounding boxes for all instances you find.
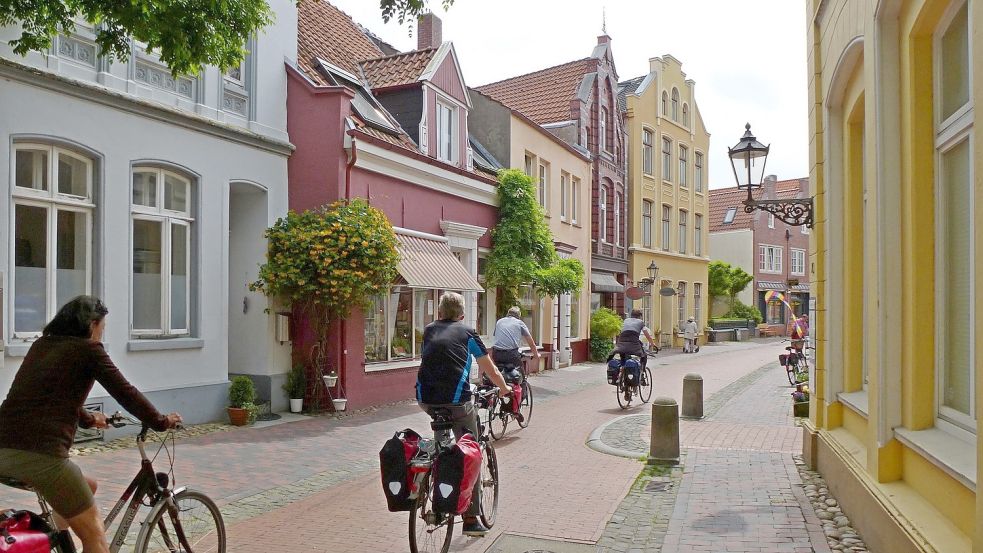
[288,2,502,409]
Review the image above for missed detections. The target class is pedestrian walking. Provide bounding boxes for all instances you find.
[683,317,700,353]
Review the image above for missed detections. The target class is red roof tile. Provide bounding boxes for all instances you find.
[475,58,593,125]
[359,49,437,90]
[708,178,809,233]
[297,0,384,85]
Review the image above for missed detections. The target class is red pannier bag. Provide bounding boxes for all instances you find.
[432,433,482,515]
[0,510,56,553]
[510,383,523,414]
[379,429,422,512]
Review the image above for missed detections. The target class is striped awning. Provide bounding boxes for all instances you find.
[757,281,786,291]
[790,284,811,292]
[394,233,483,292]
[591,272,625,293]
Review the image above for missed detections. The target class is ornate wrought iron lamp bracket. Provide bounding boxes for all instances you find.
[742,196,814,228]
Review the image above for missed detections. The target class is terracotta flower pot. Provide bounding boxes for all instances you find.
[227,407,249,426]
[793,401,809,418]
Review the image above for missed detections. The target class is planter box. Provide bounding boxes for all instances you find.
[332,399,348,411]
[793,401,809,417]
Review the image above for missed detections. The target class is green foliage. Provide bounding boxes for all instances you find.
[381,0,455,24]
[228,376,256,408]
[251,199,400,334]
[590,308,623,340]
[282,363,306,399]
[486,169,581,311]
[589,335,614,362]
[725,300,763,324]
[708,260,754,314]
[0,0,274,75]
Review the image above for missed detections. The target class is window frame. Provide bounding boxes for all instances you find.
[661,137,672,182]
[693,282,702,328]
[642,128,654,176]
[695,152,704,193]
[661,91,668,116]
[678,145,688,188]
[642,200,653,248]
[758,244,784,274]
[571,177,580,225]
[661,204,671,251]
[676,281,687,330]
[791,248,806,276]
[694,214,703,256]
[435,99,457,163]
[723,208,737,224]
[599,186,608,242]
[599,107,608,153]
[615,191,623,246]
[678,209,687,254]
[560,172,569,221]
[671,88,679,121]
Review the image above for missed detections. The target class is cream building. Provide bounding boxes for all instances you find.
[804,0,983,551]
[470,90,593,365]
[620,56,711,347]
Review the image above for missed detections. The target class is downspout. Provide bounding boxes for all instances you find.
[339,130,357,403]
[345,130,357,200]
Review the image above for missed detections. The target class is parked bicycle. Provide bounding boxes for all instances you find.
[0,412,225,553]
[609,351,654,409]
[780,340,813,385]
[479,352,533,440]
[408,388,500,553]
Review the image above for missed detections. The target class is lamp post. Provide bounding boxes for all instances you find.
[636,260,660,292]
[728,124,814,228]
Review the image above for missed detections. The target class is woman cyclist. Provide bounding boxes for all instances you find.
[0,296,182,553]
[607,309,659,369]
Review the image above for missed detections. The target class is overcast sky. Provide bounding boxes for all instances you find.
[324,0,809,189]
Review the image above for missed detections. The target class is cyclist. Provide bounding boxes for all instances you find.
[491,306,540,382]
[607,309,659,369]
[790,314,809,352]
[0,296,182,553]
[416,292,511,538]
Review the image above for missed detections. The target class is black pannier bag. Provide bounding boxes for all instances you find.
[606,359,621,385]
[379,428,422,512]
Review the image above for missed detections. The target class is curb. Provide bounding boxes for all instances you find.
[585,414,647,459]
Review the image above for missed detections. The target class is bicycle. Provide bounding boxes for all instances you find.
[480,353,533,440]
[408,389,500,553]
[781,340,812,385]
[614,350,654,410]
[0,412,225,553]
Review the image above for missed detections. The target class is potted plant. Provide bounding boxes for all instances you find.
[283,363,306,413]
[228,376,258,426]
[791,384,810,417]
[323,370,338,388]
[332,397,348,411]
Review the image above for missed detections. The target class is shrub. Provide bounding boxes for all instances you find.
[282,363,306,399]
[589,308,623,361]
[725,300,763,324]
[229,376,256,408]
[590,335,614,362]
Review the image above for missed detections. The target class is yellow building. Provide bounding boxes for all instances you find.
[470,90,593,366]
[619,56,711,346]
[804,1,981,551]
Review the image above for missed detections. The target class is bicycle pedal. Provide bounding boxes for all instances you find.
[514,412,524,424]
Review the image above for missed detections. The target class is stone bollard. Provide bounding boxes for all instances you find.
[648,397,680,465]
[681,373,704,420]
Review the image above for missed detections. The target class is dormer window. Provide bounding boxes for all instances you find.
[436,100,457,163]
[599,108,608,152]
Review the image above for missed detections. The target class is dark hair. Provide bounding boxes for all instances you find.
[630,309,643,318]
[42,296,109,338]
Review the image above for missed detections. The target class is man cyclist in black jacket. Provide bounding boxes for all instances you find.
[416,292,511,537]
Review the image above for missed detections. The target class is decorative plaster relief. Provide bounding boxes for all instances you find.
[58,36,96,67]
[223,89,248,116]
[135,60,194,98]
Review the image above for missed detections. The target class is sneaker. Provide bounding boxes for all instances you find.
[514,411,524,424]
[462,518,489,537]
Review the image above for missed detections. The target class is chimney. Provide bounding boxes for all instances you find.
[417,12,442,50]
[597,34,611,45]
[798,178,810,197]
[763,174,777,198]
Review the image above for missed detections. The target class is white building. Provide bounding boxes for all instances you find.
[0,2,296,423]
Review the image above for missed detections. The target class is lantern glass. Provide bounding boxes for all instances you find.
[728,123,770,191]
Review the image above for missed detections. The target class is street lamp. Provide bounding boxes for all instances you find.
[637,261,660,291]
[728,123,814,227]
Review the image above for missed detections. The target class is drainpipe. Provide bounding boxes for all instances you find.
[339,130,358,401]
[345,131,357,201]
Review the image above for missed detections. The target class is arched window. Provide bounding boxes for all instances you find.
[671,88,679,121]
[682,103,690,126]
[662,91,668,116]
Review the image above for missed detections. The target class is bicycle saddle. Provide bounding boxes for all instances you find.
[0,476,32,491]
[428,408,455,431]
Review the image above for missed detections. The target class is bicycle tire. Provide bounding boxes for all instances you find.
[478,443,499,528]
[787,364,797,386]
[409,474,454,553]
[516,380,533,428]
[134,488,226,553]
[639,367,653,403]
[487,397,508,440]
[616,375,630,409]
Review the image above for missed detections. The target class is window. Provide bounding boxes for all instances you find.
[364,287,441,363]
[538,162,549,210]
[519,285,541,342]
[642,129,654,175]
[599,108,608,152]
[524,153,535,177]
[678,146,688,188]
[791,249,806,275]
[599,186,608,242]
[935,0,974,427]
[640,294,652,330]
[12,144,94,337]
[759,245,783,273]
[677,281,687,329]
[662,137,672,181]
[614,192,623,246]
[695,152,704,192]
[671,88,679,121]
[131,167,194,336]
[682,103,690,126]
[661,205,671,251]
[571,178,580,224]
[723,207,737,224]
[768,214,775,228]
[662,91,668,115]
[693,283,702,328]
[222,46,250,117]
[436,101,456,162]
[642,200,653,247]
[694,214,703,256]
[569,291,580,339]
[560,172,569,221]
[678,210,687,254]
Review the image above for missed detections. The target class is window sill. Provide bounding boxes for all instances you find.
[4,343,32,358]
[364,359,420,373]
[127,338,204,352]
[838,391,869,417]
[894,426,976,490]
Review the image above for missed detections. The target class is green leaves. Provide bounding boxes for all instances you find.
[379,0,455,24]
[708,260,753,300]
[2,0,274,75]
[590,308,622,340]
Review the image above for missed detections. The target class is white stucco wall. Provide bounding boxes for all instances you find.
[709,229,754,305]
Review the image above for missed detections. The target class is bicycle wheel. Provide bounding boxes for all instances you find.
[487,397,508,440]
[639,367,653,403]
[517,380,533,428]
[787,363,797,385]
[478,442,499,528]
[134,489,226,553]
[409,474,454,553]
[616,376,630,409]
